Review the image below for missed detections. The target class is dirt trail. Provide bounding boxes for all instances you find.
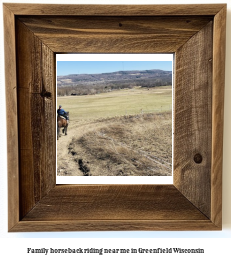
[57,121,84,176]
[57,119,106,176]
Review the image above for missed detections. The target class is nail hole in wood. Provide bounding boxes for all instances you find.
[194,153,203,164]
[40,90,52,99]
[119,23,122,27]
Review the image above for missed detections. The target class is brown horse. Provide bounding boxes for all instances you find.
[57,112,69,140]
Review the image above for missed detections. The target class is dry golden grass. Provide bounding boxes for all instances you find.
[68,112,172,176]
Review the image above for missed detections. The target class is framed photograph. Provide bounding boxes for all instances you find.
[4,3,226,231]
[56,53,173,185]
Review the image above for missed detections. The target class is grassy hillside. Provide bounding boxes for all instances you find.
[57,86,172,176]
[57,69,172,96]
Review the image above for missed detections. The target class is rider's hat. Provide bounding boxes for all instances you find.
[59,105,62,108]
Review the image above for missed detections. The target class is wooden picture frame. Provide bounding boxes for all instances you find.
[4,3,226,232]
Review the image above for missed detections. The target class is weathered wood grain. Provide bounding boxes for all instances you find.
[16,19,56,218]
[37,35,187,53]
[174,22,213,218]
[14,184,220,231]
[211,5,226,228]
[4,3,225,16]
[11,220,219,232]
[18,16,213,53]
[19,16,213,34]
[16,20,38,218]
[40,44,56,198]
[22,185,207,221]
[3,4,19,231]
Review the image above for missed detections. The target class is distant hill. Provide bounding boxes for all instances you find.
[57,69,172,96]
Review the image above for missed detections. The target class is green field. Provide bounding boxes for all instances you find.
[57,86,172,122]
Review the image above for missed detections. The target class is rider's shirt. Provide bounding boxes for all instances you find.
[57,108,66,115]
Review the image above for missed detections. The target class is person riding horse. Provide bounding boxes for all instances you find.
[57,105,68,120]
[57,105,69,139]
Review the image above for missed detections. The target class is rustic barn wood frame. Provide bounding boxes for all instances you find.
[4,4,226,232]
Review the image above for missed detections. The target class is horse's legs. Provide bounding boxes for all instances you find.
[64,126,67,135]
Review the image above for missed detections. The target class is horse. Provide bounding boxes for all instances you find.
[57,111,69,140]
